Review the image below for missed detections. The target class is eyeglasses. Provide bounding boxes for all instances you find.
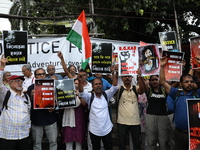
[80,74,87,77]
[70,68,76,71]
[36,73,46,76]
[6,75,11,77]
[151,79,158,81]
[182,80,194,83]
[47,68,55,71]
[11,79,23,83]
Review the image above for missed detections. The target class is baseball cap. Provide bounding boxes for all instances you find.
[9,75,25,81]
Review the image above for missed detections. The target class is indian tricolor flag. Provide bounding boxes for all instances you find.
[66,10,91,70]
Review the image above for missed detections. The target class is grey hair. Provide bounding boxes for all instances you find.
[22,64,31,71]
[47,65,55,69]
[3,71,11,80]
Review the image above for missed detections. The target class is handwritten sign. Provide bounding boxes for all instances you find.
[118,45,138,76]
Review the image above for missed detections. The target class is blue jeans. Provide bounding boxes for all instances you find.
[117,123,141,150]
[32,122,58,150]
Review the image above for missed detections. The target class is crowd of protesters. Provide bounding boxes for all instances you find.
[0,52,199,150]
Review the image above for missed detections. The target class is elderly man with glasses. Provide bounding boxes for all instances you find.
[0,57,31,150]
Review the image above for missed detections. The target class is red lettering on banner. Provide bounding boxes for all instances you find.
[121,63,128,66]
[119,46,137,51]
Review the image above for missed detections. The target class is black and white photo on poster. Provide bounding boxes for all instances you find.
[55,79,76,108]
[91,43,112,74]
[3,30,28,65]
[159,31,178,52]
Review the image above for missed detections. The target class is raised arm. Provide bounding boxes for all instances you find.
[137,68,145,94]
[160,56,171,94]
[0,55,9,106]
[188,57,194,76]
[110,65,118,86]
[57,51,73,79]
[0,55,8,71]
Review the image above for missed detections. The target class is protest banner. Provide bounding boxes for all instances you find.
[91,43,112,73]
[138,45,160,76]
[34,79,55,109]
[159,31,178,52]
[190,36,200,69]
[0,37,140,75]
[118,45,138,76]
[187,99,200,150]
[55,79,76,108]
[162,51,184,81]
[3,30,27,65]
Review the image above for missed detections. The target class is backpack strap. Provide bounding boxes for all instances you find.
[192,90,199,98]
[118,86,124,102]
[24,93,29,104]
[161,87,166,97]
[174,90,199,110]
[2,91,11,110]
[89,91,108,110]
[89,93,95,110]
[102,91,108,102]
[132,86,138,98]
[2,91,29,110]
[116,85,138,120]
[147,87,166,99]
[147,87,152,99]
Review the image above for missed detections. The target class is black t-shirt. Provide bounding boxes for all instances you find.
[146,88,168,115]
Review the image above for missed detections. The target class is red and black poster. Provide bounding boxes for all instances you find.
[118,46,138,76]
[55,79,76,108]
[190,36,200,69]
[138,45,160,76]
[187,99,200,150]
[162,51,184,81]
[3,30,28,65]
[159,31,178,52]
[91,43,112,73]
[34,79,55,109]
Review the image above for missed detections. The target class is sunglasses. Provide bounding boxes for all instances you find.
[150,79,158,81]
[36,73,46,76]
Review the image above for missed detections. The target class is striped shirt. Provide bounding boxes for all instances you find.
[0,71,31,140]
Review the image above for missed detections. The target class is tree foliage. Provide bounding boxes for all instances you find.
[8,0,200,44]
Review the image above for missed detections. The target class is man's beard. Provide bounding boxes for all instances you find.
[16,87,23,91]
[182,85,193,92]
